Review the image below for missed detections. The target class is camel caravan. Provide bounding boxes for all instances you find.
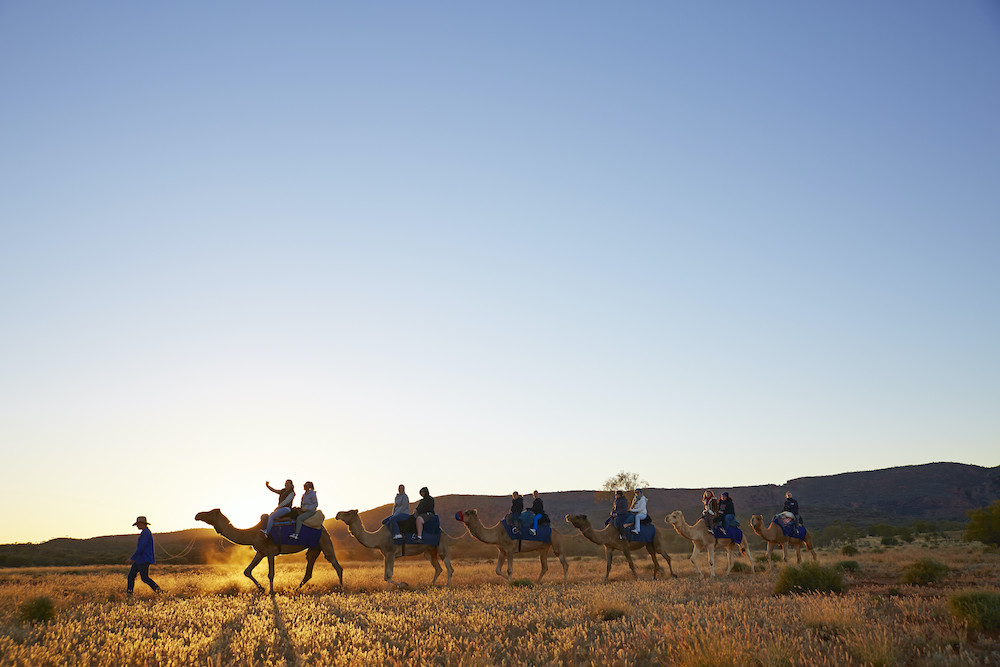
[194,480,817,593]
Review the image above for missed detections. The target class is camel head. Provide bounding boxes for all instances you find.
[749,515,765,532]
[456,509,478,525]
[335,509,359,524]
[195,508,228,527]
[665,510,685,526]
[566,514,591,531]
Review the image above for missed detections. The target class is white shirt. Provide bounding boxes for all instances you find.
[630,495,647,514]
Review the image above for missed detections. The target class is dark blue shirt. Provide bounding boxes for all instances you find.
[131,527,155,564]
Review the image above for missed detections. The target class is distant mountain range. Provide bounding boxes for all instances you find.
[2,462,996,567]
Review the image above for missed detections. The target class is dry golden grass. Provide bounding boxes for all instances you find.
[1,543,998,665]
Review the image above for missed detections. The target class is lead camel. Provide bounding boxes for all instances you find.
[195,508,343,595]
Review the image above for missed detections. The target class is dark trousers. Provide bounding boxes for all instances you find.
[127,562,160,594]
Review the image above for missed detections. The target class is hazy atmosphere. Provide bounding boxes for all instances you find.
[2,2,998,544]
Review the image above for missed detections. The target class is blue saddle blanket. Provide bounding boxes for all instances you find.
[392,515,442,546]
[711,525,744,543]
[774,515,807,540]
[624,523,656,543]
[270,524,322,549]
[501,518,552,543]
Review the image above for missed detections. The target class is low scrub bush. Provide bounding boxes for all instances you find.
[841,544,858,556]
[881,536,899,546]
[509,578,533,588]
[774,562,845,595]
[901,558,950,586]
[20,596,55,623]
[730,562,751,573]
[835,560,860,573]
[949,591,1000,633]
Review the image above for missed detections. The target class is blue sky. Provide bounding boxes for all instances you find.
[2,2,998,543]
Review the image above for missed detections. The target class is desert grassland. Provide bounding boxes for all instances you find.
[1,543,999,666]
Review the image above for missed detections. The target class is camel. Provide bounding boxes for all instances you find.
[664,510,754,577]
[335,509,453,588]
[565,514,676,581]
[458,509,568,583]
[749,514,817,568]
[195,508,343,595]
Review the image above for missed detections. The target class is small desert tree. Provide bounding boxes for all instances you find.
[965,500,1000,547]
[594,470,649,505]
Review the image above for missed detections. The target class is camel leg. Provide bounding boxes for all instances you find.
[604,548,614,581]
[725,546,734,575]
[537,548,549,584]
[764,543,774,571]
[244,552,266,593]
[622,546,639,579]
[494,550,510,580]
[427,550,443,585]
[384,551,405,588]
[689,544,704,577]
[267,555,276,596]
[299,548,319,589]
[660,544,677,579]
[647,545,661,580]
[444,549,454,585]
[553,544,569,584]
[322,539,345,587]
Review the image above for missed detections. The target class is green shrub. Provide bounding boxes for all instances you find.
[774,562,845,595]
[509,578,533,588]
[19,596,55,623]
[881,536,899,546]
[730,561,751,573]
[835,560,860,573]
[965,500,1000,547]
[841,544,858,556]
[949,591,1000,633]
[901,558,950,586]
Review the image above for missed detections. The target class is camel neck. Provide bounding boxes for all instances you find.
[215,520,257,546]
[347,519,384,547]
[467,516,502,543]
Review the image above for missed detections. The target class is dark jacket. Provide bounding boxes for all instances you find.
[131,528,155,564]
[529,497,544,514]
[416,495,435,515]
[510,496,524,515]
[783,497,799,514]
[613,495,629,514]
[719,497,735,517]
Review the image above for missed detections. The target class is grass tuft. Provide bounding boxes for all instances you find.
[835,560,860,573]
[901,558,950,586]
[509,578,533,588]
[774,562,845,595]
[841,544,859,556]
[20,595,55,623]
[949,591,1000,633]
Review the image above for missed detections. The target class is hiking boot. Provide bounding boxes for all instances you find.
[414,535,422,541]
[529,529,536,536]
[393,534,403,539]
[290,533,299,540]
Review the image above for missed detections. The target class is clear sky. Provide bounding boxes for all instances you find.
[2,2,998,544]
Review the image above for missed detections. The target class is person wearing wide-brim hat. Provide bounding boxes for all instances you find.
[127,516,161,596]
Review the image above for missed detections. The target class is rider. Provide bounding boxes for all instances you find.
[628,488,648,534]
[263,480,295,538]
[783,491,802,525]
[718,491,738,530]
[509,491,525,534]
[290,481,318,540]
[383,484,410,539]
[414,487,435,541]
